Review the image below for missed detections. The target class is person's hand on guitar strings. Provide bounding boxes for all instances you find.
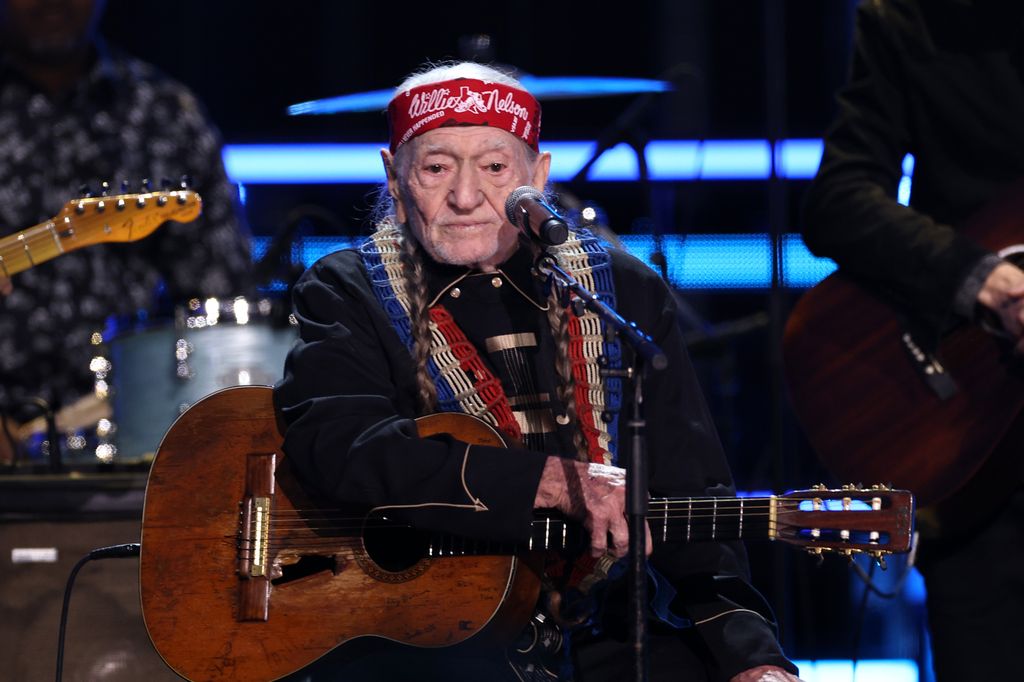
[977,261,1024,352]
[533,457,653,558]
[729,664,804,682]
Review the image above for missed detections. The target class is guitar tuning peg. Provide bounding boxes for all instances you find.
[870,551,888,570]
[140,178,152,192]
[120,179,129,194]
[806,547,825,566]
[811,483,827,491]
[78,184,92,198]
[100,181,111,197]
[179,174,192,189]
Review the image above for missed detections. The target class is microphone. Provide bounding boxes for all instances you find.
[505,186,569,246]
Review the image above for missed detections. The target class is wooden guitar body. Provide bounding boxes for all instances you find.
[139,386,539,682]
[784,183,1024,525]
[140,387,912,680]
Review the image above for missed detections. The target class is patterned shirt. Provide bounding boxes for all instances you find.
[0,42,251,412]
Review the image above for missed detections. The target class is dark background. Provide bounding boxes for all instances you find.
[95,0,929,672]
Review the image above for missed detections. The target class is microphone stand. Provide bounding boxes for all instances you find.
[533,252,666,682]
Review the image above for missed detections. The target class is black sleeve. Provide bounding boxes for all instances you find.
[610,252,797,678]
[802,1,990,330]
[273,251,548,542]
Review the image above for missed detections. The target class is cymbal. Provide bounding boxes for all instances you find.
[287,76,672,115]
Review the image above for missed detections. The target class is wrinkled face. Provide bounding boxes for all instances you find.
[384,126,550,270]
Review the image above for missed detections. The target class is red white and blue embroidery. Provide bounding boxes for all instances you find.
[359,221,623,465]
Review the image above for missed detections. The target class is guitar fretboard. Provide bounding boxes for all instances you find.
[421,496,775,557]
[0,219,67,277]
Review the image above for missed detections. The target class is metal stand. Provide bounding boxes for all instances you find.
[534,253,667,681]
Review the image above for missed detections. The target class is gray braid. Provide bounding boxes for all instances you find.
[546,286,588,461]
[396,224,438,414]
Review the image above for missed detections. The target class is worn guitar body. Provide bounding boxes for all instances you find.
[141,386,912,681]
[140,386,540,682]
[784,183,1024,532]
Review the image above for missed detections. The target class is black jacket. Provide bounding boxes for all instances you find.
[274,240,795,680]
[803,0,1024,338]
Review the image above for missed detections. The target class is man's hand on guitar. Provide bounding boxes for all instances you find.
[730,664,803,682]
[977,261,1024,351]
[533,456,653,558]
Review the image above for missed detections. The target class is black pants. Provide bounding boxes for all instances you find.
[281,628,710,681]
[918,488,1024,681]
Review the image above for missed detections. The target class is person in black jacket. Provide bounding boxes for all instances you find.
[274,61,799,682]
[803,1,1024,678]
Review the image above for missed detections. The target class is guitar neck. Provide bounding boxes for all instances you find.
[528,496,772,551]
[422,496,774,558]
[0,219,67,277]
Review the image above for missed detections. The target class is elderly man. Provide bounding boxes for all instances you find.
[275,62,798,682]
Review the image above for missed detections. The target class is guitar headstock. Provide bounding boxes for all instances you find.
[776,484,914,566]
[54,189,203,248]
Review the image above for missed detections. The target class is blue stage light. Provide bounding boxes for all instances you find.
[223,139,822,184]
[776,139,824,179]
[252,233,836,290]
[223,144,385,184]
[791,659,917,682]
[898,153,915,206]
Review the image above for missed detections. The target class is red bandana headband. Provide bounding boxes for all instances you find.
[387,77,542,154]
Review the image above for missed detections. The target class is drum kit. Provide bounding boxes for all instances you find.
[10,296,297,468]
[4,69,674,471]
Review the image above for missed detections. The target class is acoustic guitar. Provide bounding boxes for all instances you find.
[783,184,1024,531]
[0,188,201,280]
[139,385,913,682]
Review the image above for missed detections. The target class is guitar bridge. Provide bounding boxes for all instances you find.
[900,332,958,400]
[236,452,276,621]
[240,496,271,577]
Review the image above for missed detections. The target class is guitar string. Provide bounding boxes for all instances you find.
[256,524,891,554]
[257,528,884,547]
[259,516,866,536]
[259,501,853,527]
[261,509,791,531]
[256,516,870,544]
[265,497,881,513]
[262,499,809,519]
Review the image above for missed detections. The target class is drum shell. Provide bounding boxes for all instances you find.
[109,317,295,462]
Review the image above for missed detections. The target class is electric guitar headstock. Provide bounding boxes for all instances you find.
[0,180,202,279]
[54,185,203,249]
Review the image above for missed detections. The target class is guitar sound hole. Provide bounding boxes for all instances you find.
[362,514,430,573]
